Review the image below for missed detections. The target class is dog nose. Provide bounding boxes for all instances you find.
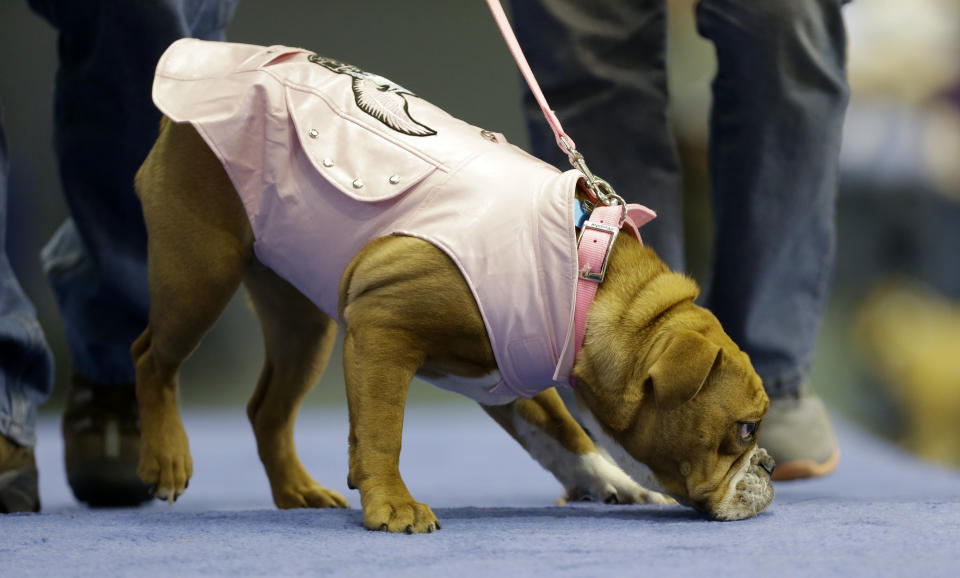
[759,461,775,478]
[756,450,776,478]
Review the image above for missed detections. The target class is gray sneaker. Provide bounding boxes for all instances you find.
[761,383,839,481]
[0,435,40,513]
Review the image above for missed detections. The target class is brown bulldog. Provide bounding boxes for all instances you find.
[131,41,774,533]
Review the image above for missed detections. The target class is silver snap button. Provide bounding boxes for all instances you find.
[388,175,401,184]
[308,128,319,139]
[322,158,334,167]
[480,129,498,143]
[352,178,364,189]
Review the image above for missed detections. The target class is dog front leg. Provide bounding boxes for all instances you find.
[483,389,674,506]
[343,328,439,533]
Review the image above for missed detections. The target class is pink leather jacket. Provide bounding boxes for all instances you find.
[153,39,581,399]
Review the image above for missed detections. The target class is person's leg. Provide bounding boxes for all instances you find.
[27,0,238,505]
[511,0,685,270]
[696,0,849,478]
[0,108,54,513]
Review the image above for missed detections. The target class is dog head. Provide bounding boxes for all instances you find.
[573,252,774,520]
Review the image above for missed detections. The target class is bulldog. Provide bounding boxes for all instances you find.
[132,39,774,532]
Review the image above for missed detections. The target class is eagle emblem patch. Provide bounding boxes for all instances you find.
[308,54,437,137]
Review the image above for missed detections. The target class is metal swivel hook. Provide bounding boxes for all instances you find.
[560,136,626,214]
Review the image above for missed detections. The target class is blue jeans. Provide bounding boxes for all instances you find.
[513,0,849,395]
[0,0,238,447]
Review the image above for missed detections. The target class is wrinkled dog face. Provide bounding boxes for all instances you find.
[578,330,775,520]
[645,348,774,520]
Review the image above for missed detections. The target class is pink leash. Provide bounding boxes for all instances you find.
[484,0,657,371]
[484,0,575,154]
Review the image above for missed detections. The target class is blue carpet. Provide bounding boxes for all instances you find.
[4,405,959,577]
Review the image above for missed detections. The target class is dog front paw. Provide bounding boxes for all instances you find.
[613,486,677,505]
[137,428,192,504]
[562,452,677,506]
[362,494,440,534]
[565,483,675,505]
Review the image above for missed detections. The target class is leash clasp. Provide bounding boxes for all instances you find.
[560,136,627,217]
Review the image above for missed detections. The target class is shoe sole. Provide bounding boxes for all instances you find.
[771,447,840,481]
[0,467,41,513]
[67,461,153,507]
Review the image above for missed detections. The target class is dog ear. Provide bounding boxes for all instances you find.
[648,331,721,411]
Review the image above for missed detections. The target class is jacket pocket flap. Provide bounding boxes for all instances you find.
[285,85,437,202]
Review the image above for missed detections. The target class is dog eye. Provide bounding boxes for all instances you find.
[738,422,759,441]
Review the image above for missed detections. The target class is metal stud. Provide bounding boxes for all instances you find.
[308,128,319,139]
[388,175,401,184]
[480,129,498,143]
[352,178,364,189]
[321,158,334,167]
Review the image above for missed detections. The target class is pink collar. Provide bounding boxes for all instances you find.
[573,203,656,370]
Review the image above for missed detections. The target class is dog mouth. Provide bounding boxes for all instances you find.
[706,447,776,521]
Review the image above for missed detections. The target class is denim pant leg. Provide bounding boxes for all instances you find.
[511,0,685,270]
[0,112,55,447]
[28,0,238,386]
[696,0,849,395]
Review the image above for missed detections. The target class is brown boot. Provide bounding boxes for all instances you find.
[62,373,151,507]
[0,435,40,513]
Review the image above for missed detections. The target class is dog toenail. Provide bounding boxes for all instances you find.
[379,524,388,532]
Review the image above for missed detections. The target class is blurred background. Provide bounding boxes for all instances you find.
[1,1,958,469]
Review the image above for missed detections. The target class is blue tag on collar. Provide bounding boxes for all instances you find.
[574,201,590,228]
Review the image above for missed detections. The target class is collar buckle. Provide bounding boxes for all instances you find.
[577,220,619,283]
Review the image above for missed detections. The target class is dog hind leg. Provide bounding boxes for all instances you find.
[243,263,348,509]
[482,389,674,505]
[132,119,252,503]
